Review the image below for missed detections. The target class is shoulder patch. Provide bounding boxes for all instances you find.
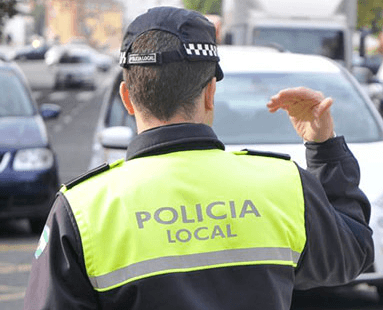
[64,163,110,190]
[241,148,291,160]
[35,225,50,259]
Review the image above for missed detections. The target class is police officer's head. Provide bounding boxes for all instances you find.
[119,7,223,126]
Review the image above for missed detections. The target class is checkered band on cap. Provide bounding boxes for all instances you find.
[120,52,127,66]
[183,43,218,58]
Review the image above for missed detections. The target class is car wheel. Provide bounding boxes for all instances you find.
[54,79,61,89]
[17,55,27,61]
[53,73,62,89]
[30,218,46,235]
[88,82,96,90]
[376,286,383,304]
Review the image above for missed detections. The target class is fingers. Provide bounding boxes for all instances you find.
[276,87,324,104]
[267,87,326,113]
[266,99,281,113]
[266,90,290,113]
[266,87,334,143]
[266,88,294,113]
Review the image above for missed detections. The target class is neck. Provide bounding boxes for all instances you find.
[134,89,213,133]
[136,107,210,134]
[136,115,201,134]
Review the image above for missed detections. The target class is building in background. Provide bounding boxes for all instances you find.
[2,0,185,52]
[45,0,124,51]
[3,0,124,52]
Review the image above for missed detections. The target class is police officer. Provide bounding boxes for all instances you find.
[24,7,374,310]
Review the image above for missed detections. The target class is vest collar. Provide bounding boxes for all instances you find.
[126,123,225,160]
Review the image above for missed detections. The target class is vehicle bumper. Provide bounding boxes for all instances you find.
[0,169,59,220]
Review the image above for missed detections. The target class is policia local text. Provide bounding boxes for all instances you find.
[135,199,261,243]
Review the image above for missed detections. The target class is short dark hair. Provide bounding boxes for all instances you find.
[123,30,216,121]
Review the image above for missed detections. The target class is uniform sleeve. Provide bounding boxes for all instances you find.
[23,193,99,310]
[294,136,374,290]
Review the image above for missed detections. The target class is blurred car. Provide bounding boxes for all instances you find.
[0,58,61,234]
[371,63,383,116]
[88,46,383,296]
[46,43,114,72]
[88,67,137,169]
[91,51,114,72]
[44,45,63,66]
[351,65,383,116]
[0,52,8,62]
[51,48,97,89]
[11,43,51,61]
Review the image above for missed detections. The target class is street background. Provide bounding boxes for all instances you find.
[1,0,383,308]
[0,50,381,310]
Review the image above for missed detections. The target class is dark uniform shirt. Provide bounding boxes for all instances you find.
[24,123,374,310]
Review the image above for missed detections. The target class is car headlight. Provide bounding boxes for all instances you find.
[13,148,55,171]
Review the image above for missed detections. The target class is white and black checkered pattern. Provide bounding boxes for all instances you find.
[120,52,128,65]
[183,43,218,58]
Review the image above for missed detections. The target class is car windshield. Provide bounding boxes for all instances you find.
[59,54,91,64]
[213,72,382,144]
[0,70,35,117]
[252,28,344,61]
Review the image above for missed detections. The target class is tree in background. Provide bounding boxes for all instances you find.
[0,0,17,42]
[358,0,383,33]
[183,0,222,15]
[31,1,46,37]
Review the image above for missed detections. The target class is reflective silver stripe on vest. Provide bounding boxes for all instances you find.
[89,247,301,290]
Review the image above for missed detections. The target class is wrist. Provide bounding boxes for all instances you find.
[303,132,336,144]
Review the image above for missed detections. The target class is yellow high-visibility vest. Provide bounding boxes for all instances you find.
[61,149,306,292]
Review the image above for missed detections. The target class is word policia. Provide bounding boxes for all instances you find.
[135,199,262,243]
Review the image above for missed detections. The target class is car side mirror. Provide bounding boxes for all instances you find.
[352,66,375,84]
[368,82,383,99]
[40,103,61,119]
[99,126,134,149]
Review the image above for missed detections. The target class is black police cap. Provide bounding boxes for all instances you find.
[119,6,223,81]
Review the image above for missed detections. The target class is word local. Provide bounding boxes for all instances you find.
[167,224,237,243]
[135,199,261,243]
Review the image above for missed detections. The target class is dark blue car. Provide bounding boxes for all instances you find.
[0,58,61,234]
[12,44,51,61]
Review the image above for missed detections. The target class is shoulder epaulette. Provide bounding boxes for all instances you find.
[63,163,110,190]
[62,158,126,190]
[241,148,291,160]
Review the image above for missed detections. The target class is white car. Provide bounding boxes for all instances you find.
[48,47,97,89]
[88,66,137,169]
[46,43,114,72]
[89,46,383,295]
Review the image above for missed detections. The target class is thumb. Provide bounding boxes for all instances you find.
[317,97,333,117]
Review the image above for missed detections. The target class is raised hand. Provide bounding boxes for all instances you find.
[267,87,334,143]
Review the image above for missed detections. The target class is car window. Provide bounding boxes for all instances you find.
[252,28,344,61]
[0,70,35,117]
[214,72,382,144]
[59,54,91,64]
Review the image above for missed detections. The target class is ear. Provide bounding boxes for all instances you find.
[204,77,216,111]
[119,81,135,115]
